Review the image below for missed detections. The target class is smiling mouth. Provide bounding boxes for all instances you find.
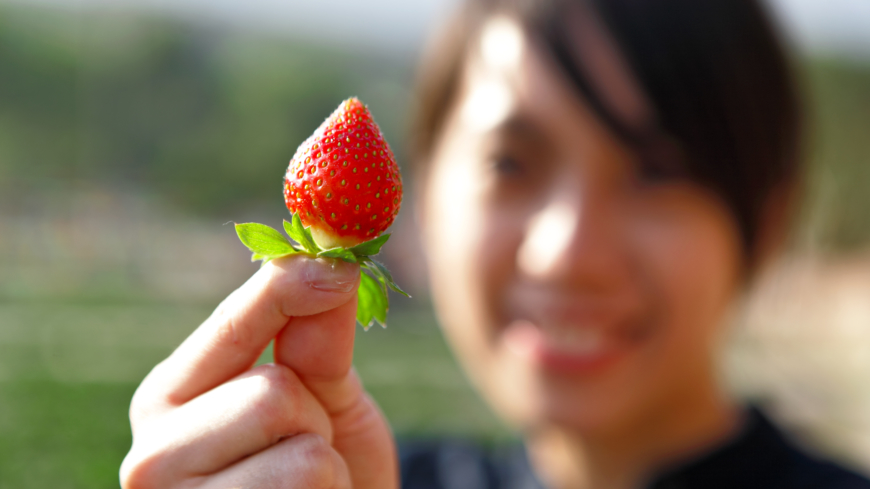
[499,282,657,374]
[501,305,654,375]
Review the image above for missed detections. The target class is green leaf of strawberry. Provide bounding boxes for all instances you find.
[235,223,299,259]
[318,247,358,263]
[347,234,391,257]
[237,97,408,329]
[284,215,319,254]
[361,258,411,298]
[357,271,388,330]
[236,213,408,328]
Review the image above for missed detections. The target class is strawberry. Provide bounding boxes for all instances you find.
[283,97,403,250]
[234,98,408,330]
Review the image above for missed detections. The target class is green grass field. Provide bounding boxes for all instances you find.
[0,302,509,489]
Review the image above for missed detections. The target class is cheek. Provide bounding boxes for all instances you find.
[422,150,519,368]
[627,191,743,364]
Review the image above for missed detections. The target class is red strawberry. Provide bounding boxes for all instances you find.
[236,97,408,328]
[283,98,403,250]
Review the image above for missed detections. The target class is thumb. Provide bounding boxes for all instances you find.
[274,290,398,489]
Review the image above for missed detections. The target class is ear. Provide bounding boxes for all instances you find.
[751,179,801,270]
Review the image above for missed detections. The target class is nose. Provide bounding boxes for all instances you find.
[516,185,626,291]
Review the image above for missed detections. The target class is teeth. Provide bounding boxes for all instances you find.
[540,322,605,356]
[566,328,602,354]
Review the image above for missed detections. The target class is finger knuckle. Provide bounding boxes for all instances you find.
[249,364,305,435]
[288,434,343,488]
[206,285,262,356]
[212,312,257,357]
[332,391,382,439]
[128,386,151,428]
[129,359,176,422]
[119,447,165,489]
[256,363,304,402]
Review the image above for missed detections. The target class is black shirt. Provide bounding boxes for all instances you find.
[400,408,870,489]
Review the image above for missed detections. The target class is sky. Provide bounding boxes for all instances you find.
[768,0,870,58]
[3,0,870,59]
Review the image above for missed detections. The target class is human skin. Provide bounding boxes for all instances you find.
[420,16,746,489]
[120,256,398,489]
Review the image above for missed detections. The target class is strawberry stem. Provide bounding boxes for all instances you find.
[234,215,409,330]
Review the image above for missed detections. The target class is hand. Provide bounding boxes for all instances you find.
[120,255,398,488]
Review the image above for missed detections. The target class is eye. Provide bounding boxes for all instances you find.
[637,159,678,183]
[492,154,525,177]
[634,139,686,184]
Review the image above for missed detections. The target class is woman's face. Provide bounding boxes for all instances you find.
[421,17,744,435]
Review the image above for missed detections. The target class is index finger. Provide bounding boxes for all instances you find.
[136,255,360,410]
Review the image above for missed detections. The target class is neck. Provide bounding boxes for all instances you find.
[525,383,742,489]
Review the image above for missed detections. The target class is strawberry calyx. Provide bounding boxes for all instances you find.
[235,213,409,330]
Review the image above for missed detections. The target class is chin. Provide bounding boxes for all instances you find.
[493,367,635,437]
[535,380,642,434]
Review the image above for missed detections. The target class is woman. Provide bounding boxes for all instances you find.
[120,0,870,488]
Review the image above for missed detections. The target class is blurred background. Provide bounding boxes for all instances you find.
[0,0,868,487]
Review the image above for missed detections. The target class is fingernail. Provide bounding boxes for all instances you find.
[302,258,358,293]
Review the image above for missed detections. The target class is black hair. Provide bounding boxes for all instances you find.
[412,0,803,261]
